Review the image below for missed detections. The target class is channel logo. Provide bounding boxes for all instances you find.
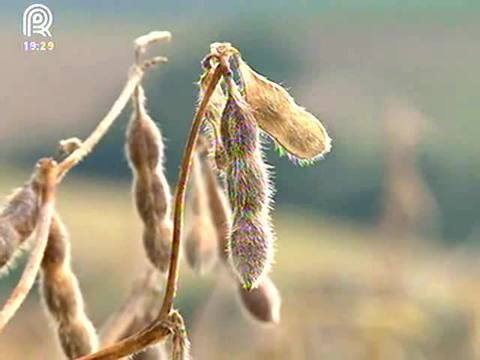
[22,4,53,37]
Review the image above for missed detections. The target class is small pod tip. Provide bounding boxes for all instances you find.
[229,216,274,290]
[238,276,281,324]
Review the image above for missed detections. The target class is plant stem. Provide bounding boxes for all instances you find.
[159,63,226,318]
[57,57,167,182]
[76,63,227,360]
[56,66,144,180]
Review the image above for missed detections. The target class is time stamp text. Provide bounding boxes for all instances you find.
[23,40,55,52]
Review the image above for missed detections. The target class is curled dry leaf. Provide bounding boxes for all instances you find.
[236,55,332,163]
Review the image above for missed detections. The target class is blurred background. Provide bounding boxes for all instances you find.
[1,1,480,359]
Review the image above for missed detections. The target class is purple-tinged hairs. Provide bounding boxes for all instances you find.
[220,81,275,289]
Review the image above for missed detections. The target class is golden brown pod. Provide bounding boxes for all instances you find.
[40,214,98,359]
[236,56,332,163]
[126,85,173,273]
[0,166,45,270]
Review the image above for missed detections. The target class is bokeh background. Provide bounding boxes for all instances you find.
[1,1,480,359]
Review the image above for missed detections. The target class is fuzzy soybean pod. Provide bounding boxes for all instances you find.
[126,86,173,273]
[40,213,98,359]
[221,83,275,290]
[0,171,43,270]
[199,68,229,171]
[183,151,218,274]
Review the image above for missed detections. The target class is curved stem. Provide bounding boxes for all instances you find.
[57,56,167,182]
[159,63,226,318]
[76,63,227,360]
[57,66,144,180]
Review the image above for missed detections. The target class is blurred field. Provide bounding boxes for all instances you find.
[1,2,480,359]
[1,4,479,242]
[0,168,479,359]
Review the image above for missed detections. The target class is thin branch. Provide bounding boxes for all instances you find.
[0,159,58,332]
[160,62,228,317]
[78,318,172,360]
[56,66,143,180]
[57,32,170,181]
[76,62,228,360]
[135,31,171,65]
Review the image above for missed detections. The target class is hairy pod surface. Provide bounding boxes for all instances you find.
[41,214,98,359]
[221,87,274,289]
[0,170,44,270]
[199,68,227,129]
[199,68,229,171]
[142,219,172,273]
[126,85,173,273]
[236,56,332,163]
[58,318,98,359]
[184,152,218,274]
[238,275,281,323]
[0,221,21,269]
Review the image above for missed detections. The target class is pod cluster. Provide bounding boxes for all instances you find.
[189,43,331,321]
[0,38,331,359]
